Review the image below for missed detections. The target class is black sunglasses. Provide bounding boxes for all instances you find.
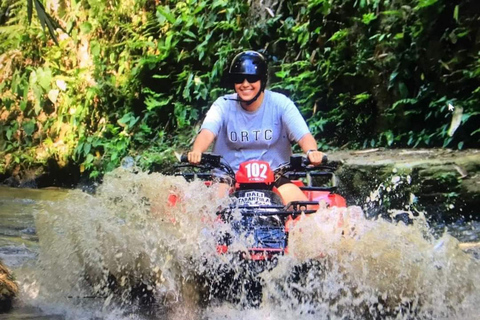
[232,75,261,84]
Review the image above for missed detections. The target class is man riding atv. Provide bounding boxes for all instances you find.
[187,50,325,205]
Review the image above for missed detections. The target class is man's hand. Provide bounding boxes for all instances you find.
[187,150,202,164]
[298,133,323,166]
[307,150,324,166]
[188,129,215,164]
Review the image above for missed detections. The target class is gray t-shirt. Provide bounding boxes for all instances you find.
[200,90,310,172]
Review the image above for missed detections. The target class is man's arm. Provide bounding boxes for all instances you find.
[188,129,216,164]
[281,99,323,165]
[298,133,324,165]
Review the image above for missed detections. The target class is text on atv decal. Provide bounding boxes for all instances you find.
[237,191,272,205]
[244,162,268,180]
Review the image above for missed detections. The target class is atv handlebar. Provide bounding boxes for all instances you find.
[178,153,235,180]
[289,153,328,168]
[177,152,335,190]
[180,153,222,167]
[179,152,328,173]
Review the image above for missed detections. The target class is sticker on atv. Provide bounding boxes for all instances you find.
[236,160,275,184]
[237,191,272,205]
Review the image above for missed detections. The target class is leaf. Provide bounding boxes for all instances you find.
[416,0,439,9]
[75,141,84,157]
[391,98,418,110]
[471,128,480,136]
[85,153,95,164]
[453,5,459,23]
[383,130,394,146]
[157,6,176,24]
[362,13,377,25]
[388,70,399,88]
[80,22,93,34]
[184,30,196,39]
[182,73,194,99]
[152,75,171,79]
[145,96,170,111]
[165,34,173,50]
[20,101,27,112]
[354,92,371,105]
[84,143,91,156]
[27,0,33,24]
[407,135,414,146]
[48,89,59,103]
[36,67,52,91]
[129,116,139,128]
[32,0,65,45]
[394,33,404,39]
[398,82,409,98]
[328,29,348,42]
[447,106,463,137]
[442,137,453,148]
[23,121,36,136]
[6,128,13,140]
[118,113,134,127]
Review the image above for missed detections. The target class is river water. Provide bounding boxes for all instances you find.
[1,168,479,319]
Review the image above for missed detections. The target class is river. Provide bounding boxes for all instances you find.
[1,168,479,320]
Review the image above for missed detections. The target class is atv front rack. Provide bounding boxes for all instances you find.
[226,202,318,217]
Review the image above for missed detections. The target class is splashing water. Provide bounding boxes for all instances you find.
[263,207,479,319]
[27,168,229,318]
[23,168,480,319]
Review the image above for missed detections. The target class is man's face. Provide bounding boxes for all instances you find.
[233,75,261,102]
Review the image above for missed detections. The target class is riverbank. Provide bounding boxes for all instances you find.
[0,260,17,312]
[329,148,480,221]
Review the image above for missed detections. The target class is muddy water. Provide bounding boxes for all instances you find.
[1,168,480,320]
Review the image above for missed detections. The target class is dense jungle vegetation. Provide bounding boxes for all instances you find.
[0,0,479,182]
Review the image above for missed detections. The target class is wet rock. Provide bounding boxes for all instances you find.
[0,158,81,189]
[329,149,480,222]
[0,259,18,312]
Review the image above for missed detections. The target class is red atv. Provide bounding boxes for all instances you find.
[175,153,347,305]
[177,153,346,266]
[176,153,346,306]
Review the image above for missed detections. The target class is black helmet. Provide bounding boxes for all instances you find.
[228,51,268,91]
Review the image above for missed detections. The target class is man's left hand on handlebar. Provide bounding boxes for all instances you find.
[307,150,324,166]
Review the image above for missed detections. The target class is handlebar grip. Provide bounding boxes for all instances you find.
[303,153,328,166]
[180,154,189,163]
[322,154,328,164]
[179,152,222,167]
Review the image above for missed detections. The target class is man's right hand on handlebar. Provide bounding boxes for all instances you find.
[188,129,216,164]
[187,150,203,164]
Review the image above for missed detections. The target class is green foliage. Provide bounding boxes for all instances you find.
[270,0,480,150]
[0,0,479,181]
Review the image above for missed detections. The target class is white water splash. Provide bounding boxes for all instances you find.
[21,168,480,319]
